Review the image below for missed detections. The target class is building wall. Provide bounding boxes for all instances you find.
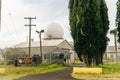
[17,46,56,56]
[57,40,73,50]
[15,40,74,64]
[0,55,4,61]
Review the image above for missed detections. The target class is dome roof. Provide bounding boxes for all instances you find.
[43,22,64,39]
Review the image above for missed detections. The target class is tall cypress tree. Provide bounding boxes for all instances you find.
[98,0,109,64]
[69,0,109,66]
[69,0,100,66]
[116,0,120,43]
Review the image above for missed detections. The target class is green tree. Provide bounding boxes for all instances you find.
[98,0,109,65]
[116,0,120,43]
[110,28,117,62]
[69,0,109,66]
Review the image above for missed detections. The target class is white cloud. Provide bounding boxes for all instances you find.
[0,0,118,48]
[0,0,69,48]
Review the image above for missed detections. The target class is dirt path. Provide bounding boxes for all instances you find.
[12,68,83,80]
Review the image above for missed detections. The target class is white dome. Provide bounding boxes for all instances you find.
[43,22,64,39]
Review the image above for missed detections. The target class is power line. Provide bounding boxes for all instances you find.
[24,17,36,57]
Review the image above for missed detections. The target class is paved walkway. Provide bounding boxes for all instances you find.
[13,68,82,80]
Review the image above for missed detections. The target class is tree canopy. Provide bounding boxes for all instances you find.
[116,0,120,43]
[69,0,109,66]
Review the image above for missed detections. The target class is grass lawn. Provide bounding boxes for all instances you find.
[72,63,120,80]
[0,64,69,80]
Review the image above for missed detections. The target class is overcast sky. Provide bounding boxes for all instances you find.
[0,0,118,48]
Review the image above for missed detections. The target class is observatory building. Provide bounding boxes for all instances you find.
[14,22,75,64]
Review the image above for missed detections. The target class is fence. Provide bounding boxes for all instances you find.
[104,52,120,63]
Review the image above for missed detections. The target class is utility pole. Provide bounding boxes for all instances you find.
[24,17,36,57]
[36,30,44,63]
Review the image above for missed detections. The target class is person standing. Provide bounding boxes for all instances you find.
[63,58,66,65]
[14,59,18,67]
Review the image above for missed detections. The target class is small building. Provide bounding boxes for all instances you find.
[105,46,120,62]
[0,54,4,61]
[14,22,75,64]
